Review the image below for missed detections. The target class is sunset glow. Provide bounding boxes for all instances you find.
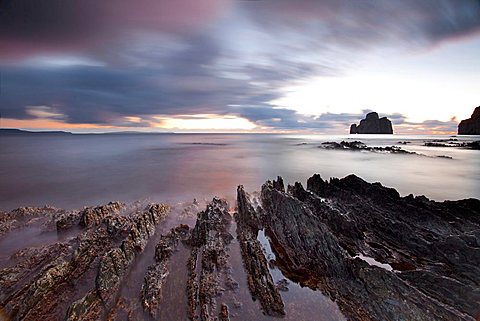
[154,114,257,131]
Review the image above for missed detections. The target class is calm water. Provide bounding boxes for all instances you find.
[1,133,479,211]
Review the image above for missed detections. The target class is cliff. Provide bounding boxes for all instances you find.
[458,106,480,135]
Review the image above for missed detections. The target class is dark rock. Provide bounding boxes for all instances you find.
[186,198,238,321]
[235,186,285,316]
[219,303,230,321]
[56,211,82,232]
[1,206,65,236]
[79,202,125,228]
[142,225,190,318]
[458,106,480,135]
[65,203,170,321]
[256,174,479,320]
[350,112,393,134]
[276,279,289,292]
[424,140,480,150]
[321,141,421,156]
[2,177,479,321]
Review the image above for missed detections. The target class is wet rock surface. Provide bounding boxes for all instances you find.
[66,203,170,321]
[260,174,479,321]
[0,202,170,321]
[142,224,190,318]
[186,197,239,321]
[235,185,285,316]
[0,176,479,321]
[350,112,393,134]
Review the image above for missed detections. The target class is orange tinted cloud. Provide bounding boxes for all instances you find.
[1,118,113,130]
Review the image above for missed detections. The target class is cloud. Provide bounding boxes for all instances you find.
[25,106,65,120]
[242,0,480,48]
[1,0,479,132]
[0,0,229,59]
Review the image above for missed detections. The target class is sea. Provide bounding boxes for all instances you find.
[1,133,479,211]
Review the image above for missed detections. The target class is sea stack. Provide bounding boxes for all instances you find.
[458,106,480,135]
[350,112,393,134]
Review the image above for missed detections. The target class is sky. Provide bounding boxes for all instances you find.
[0,0,479,134]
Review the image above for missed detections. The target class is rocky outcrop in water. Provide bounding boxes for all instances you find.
[256,175,479,321]
[66,204,169,320]
[350,112,393,134]
[0,202,169,321]
[235,186,285,316]
[1,176,479,321]
[186,197,238,321]
[458,107,480,135]
[321,140,416,154]
[424,139,480,150]
[142,224,190,318]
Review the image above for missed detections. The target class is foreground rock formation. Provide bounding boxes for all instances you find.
[350,112,393,134]
[0,175,479,321]
[458,106,480,135]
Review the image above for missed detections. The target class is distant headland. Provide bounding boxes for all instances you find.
[0,129,175,135]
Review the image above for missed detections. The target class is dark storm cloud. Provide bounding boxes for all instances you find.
[243,0,480,47]
[0,0,228,58]
[1,0,479,130]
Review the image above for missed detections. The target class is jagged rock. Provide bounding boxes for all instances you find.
[56,211,82,232]
[1,178,479,321]
[458,106,480,135]
[1,206,65,235]
[0,202,134,321]
[65,203,170,320]
[275,279,289,292]
[350,112,393,134]
[303,174,480,318]
[142,225,190,318]
[256,174,479,321]
[320,140,427,156]
[1,227,114,321]
[79,202,125,228]
[219,303,230,321]
[235,186,285,316]
[186,198,237,321]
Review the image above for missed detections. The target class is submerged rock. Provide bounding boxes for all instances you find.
[320,140,422,155]
[424,139,480,150]
[458,106,480,135]
[350,112,393,134]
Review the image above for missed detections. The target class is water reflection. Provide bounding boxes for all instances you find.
[1,134,479,210]
[257,230,346,321]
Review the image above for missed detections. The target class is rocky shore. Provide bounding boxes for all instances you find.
[0,175,479,321]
